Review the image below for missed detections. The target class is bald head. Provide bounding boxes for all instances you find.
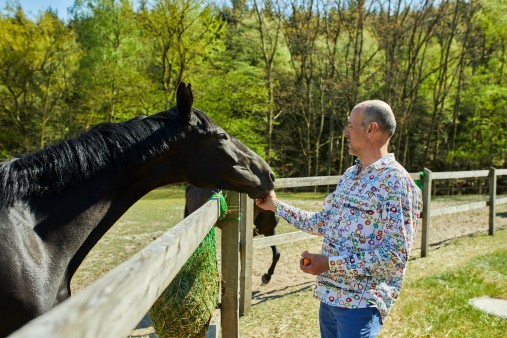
[355,100,396,138]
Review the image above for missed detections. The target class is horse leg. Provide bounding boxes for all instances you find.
[261,245,280,284]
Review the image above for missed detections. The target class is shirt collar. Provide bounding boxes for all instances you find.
[355,153,395,174]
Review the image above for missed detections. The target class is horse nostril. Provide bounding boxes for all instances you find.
[269,172,276,183]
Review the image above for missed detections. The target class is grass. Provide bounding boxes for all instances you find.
[386,241,507,337]
[240,230,507,338]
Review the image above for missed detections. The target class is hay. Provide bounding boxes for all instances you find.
[150,193,226,338]
[150,227,219,337]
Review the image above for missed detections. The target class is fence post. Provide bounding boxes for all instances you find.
[421,168,432,257]
[218,191,240,338]
[489,167,497,236]
[239,193,254,316]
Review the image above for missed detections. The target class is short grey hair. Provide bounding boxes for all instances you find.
[359,100,396,137]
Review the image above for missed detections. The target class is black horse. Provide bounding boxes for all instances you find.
[185,185,280,284]
[0,83,275,337]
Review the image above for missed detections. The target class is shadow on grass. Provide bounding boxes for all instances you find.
[497,211,507,219]
[251,281,314,306]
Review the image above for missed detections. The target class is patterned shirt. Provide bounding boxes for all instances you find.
[275,153,422,320]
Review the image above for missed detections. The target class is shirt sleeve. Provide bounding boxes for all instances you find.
[275,191,336,237]
[328,177,422,278]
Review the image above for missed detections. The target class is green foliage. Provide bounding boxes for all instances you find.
[0,8,81,155]
[71,0,159,127]
[1,0,507,173]
[139,0,225,105]
[190,60,268,157]
[451,85,507,166]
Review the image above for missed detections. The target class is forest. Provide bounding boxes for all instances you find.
[1,0,506,178]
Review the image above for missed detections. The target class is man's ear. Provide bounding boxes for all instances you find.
[367,122,379,134]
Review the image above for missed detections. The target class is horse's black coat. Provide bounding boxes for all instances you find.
[184,185,281,284]
[0,83,275,337]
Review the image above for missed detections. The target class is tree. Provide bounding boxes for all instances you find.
[71,0,157,127]
[0,7,81,157]
[250,0,284,164]
[139,0,224,107]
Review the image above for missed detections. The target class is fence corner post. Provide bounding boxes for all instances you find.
[218,191,240,338]
[489,167,497,236]
[421,168,432,258]
[239,193,253,316]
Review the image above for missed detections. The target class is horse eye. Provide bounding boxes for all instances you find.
[218,133,228,141]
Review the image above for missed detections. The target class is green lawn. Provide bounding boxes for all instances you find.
[385,234,507,337]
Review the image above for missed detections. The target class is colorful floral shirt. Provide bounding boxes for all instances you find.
[275,153,422,320]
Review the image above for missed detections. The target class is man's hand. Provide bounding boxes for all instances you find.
[255,190,278,212]
[300,250,329,275]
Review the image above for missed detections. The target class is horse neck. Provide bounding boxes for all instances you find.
[34,154,185,282]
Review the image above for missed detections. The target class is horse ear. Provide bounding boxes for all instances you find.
[176,82,193,121]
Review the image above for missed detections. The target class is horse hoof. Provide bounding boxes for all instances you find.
[261,274,271,284]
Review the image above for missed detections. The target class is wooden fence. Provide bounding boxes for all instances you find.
[7,168,507,337]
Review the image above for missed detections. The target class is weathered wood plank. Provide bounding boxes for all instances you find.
[430,201,488,217]
[275,173,421,189]
[431,170,489,180]
[421,168,432,257]
[496,169,507,176]
[9,199,220,338]
[218,192,240,338]
[489,168,497,236]
[239,194,254,316]
[253,231,317,249]
[275,176,341,188]
[496,196,507,205]
[410,172,422,180]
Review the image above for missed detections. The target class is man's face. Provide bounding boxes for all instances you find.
[344,107,366,157]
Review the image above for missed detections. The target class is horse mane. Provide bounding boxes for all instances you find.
[0,108,216,206]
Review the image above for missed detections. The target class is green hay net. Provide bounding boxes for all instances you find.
[150,192,227,338]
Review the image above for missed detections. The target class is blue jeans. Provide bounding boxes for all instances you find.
[319,302,383,338]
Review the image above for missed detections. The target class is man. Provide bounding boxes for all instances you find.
[256,100,422,338]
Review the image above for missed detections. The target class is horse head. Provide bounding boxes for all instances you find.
[154,82,275,199]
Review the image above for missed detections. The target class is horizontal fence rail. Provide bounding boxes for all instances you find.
[275,173,422,189]
[253,231,316,249]
[431,170,490,180]
[430,201,488,217]
[275,175,341,188]
[9,199,221,338]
